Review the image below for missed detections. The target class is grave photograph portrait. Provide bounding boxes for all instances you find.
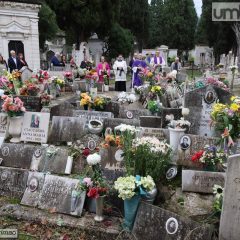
[204,90,216,104]
[30,114,40,128]
[180,135,191,150]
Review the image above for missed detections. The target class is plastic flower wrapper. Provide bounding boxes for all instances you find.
[86,153,101,165]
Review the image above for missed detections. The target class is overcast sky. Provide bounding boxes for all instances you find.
[194,0,202,17]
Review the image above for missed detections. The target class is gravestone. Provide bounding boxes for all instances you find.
[105,101,120,117]
[73,110,113,122]
[31,146,69,174]
[38,175,86,216]
[176,73,187,83]
[99,147,125,182]
[21,172,45,207]
[48,116,87,143]
[177,134,219,168]
[140,127,168,141]
[219,154,240,240]
[0,143,38,169]
[0,167,28,198]
[185,86,231,137]
[119,109,151,120]
[50,102,75,118]
[21,112,50,143]
[0,113,9,139]
[140,116,162,128]
[182,170,225,193]
[104,118,140,129]
[18,96,42,112]
[133,202,213,240]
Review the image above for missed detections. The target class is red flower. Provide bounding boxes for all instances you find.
[191,155,198,162]
[196,150,204,158]
[82,148,90,157]
[87,187,99,198]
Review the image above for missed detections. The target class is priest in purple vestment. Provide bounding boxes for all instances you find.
[132,54,147,87]
[150,51,166,72]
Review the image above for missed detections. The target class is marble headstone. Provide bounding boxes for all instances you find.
[49,116,87,143]
[140,116,162,128]
[21,112,50,143]
[38,175,86,216]
[0,167,28,198]
[140,127,168,141]
[185,86,231,137]
[219,154,240,240]
[104,118,140,129]
[119,109,151,120]
[177,134,219,168]
[21,172,45,207]
[133,202,213,240]
[182,170,225,193]
[0,143,38,169]
[50,102,75,118]
[18,96,42,112]
[73,110,113,123]
[0,113,9,139]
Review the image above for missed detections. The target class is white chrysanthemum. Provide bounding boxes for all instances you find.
[114,176,136,200]
[86,153,101,165]
[140,175,155,192]
[115,124,136,133]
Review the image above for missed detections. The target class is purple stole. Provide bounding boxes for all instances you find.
[154,56,162,64]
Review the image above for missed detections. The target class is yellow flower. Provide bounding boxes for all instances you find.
[147,72,153,78]
[231,96,237,101]
[230,103,240,112]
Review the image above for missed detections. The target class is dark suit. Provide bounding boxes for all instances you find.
[8,57,21,73]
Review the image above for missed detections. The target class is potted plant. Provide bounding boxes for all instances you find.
[85,153,108,222]
[114,175,155,231]
[1,95,26,143]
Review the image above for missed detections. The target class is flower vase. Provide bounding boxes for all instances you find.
[104,85,109,92]
[9,116,24,143]
[142,187,157,204]
[65,156,73,174]
[71,190,81,215]
[168,127,186,156]
[122,194,141,231]
[90,87,97,97]
[94,196,104,222]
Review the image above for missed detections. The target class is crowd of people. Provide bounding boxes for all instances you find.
[0,50,28,73]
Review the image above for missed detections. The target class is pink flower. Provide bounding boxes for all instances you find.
[8,105,16,111]
[20,107,26,112]
[83,177,93,187]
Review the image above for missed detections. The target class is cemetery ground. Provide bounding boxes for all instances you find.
[0,65,240,240]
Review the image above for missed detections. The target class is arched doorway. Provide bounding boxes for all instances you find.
[8,41,24,58]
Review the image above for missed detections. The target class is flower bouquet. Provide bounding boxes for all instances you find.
[206,77,229,91]
[35,70,50,84]
[114,175,155,231]
[85,153,108,221]
[2,95,25,117]
[85,69,98,88]
[117,92,137,104]
[0,75,14,95]
[139,68,155,86]
[166,116,191,130]
[191,145,226,171]
[80,93,92,110]
[63,71,73,82]
[211,96,240,146]
[147,100,161,115]
[91,96,109,111]
[150,85,162,97]
[40,92,52,106]
[20,82,40,96]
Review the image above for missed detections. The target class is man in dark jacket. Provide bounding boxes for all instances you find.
[8,50,21,73]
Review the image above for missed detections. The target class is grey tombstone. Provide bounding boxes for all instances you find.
[0,113,9,139]
[21,172,45,207]
[73,110,113,122]
[0,166,28,198]
[48,116,87,143]
[31,146,69,174]
[38,175,86,216]
[176,73,187,83]
[219,154,240,240]
[185,86,231,137]
[50,102,75,118]
[105,100,120,117]
[119,109,151,120]
[182,170,225,194]
[20,112,50,143]
[103,118,140,129]
[140,116,162,128]
[0,143,38,169]
[132,202,213,240]
[177,134,219,168]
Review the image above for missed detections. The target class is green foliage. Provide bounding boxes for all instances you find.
[147,100,161,114]
[38,2,59,49]
[119,0,149,51]
[148,0,198,51]
[106,23,134,59]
